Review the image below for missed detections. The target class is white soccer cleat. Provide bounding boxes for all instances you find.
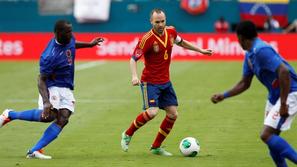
[150,147,173,156]
[121,131,132,152]
[0,109,12,128]
[26,150,52,160]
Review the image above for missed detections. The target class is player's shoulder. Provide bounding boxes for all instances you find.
[139,30,154,49]
[166,26,176,30]
[140,30,153,40]
[166,26,177,33]
[41,40,58,60]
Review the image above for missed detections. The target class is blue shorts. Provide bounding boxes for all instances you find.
[140,81,178,110]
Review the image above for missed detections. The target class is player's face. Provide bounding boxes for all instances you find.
[150,12,166,35]
[56,24,73,45]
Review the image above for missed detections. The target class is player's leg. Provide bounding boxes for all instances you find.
[150,105,177,156]
[27,87,75,159]
[121,107,158,152]
[261,93,297,164]
[151,82,178,156]
[261,126,288,167]
[262,101,287,166]
[27,109,71,159]
[121,82,160,152]
[0,88,60,127]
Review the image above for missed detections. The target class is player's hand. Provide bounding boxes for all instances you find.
[279,103,289,118]
[90,37,104,47]
[211,94,224,104]
[131,76,140,86]
[201,49,213,56]
[42,101,53,119]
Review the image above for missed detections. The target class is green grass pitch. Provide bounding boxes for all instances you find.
[0,61,296,167]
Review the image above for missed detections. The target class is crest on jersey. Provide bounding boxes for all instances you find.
[153,41,159,53]
[66,49,73,65]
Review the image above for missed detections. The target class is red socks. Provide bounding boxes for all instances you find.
[152,115,176,148]
[125,111,152,136]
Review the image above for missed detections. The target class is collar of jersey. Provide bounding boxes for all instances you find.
[55,39,63,45]
[151,29,168,48]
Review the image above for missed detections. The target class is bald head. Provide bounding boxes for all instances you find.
[150,8,166,35]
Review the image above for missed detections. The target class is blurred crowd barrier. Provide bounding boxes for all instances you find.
[0,32,296,61]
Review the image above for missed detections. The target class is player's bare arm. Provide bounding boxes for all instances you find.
[277,63,291,117]
[129,58,140,86]
[75,37,104,49]
[38,74,53,119]
[211,75,253,103]
[177,39,213,55]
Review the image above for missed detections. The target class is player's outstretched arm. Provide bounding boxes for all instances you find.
[177,39,213,56]
[211,75,253,104]
[75,37,104,49]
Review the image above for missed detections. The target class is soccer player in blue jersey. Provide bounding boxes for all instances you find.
[0,20,104,159]
[211,21,297,167]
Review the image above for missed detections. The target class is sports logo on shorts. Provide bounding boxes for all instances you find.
[51,95,58,101]
[149,99,156,104]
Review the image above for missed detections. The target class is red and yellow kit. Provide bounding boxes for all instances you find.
[132,27,178,84]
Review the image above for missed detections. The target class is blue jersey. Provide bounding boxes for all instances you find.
[243,38,297,104]
[40,37,76,90]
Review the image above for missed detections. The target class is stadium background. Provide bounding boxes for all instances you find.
[0,1,297,167]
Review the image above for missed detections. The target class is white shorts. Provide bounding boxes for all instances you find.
[38,86,75,112]
[264,92,297,131]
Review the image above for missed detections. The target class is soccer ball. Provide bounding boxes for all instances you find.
[179,137,200,157]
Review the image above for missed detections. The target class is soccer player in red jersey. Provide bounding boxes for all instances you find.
[121,8,213,156]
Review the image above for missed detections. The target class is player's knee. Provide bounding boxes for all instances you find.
[41,116,55,123]
[40,111,57,122]
[56,109,71,128]
[260,133,268,142]
[56,117,69,128]
[146,107,159,118]
[260,126,279,142]
[260,130,273,142]
[167,111,178,120]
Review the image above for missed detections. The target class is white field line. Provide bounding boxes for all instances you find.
[75,61,105,71]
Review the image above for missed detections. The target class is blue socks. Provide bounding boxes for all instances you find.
[30,123,62,152]
[267,134,297,164]
[269,149,288,167]
[9,109,42,122]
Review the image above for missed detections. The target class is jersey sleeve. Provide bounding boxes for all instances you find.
[131,34,151,61]
[257,47,282,72]
[40,56,55,75]
[167,26,181,44]
[242,55,254,76]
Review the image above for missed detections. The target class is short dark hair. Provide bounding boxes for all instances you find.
[150,8,165,18]
[236,21,258,39]
[54,20,71,33]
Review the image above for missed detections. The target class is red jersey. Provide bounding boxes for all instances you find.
[132,27,178,84]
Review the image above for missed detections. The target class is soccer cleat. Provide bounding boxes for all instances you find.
[0,109,12,127]
[26,150,52,160]
[150,147,173,156]
[121,131,132,152]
